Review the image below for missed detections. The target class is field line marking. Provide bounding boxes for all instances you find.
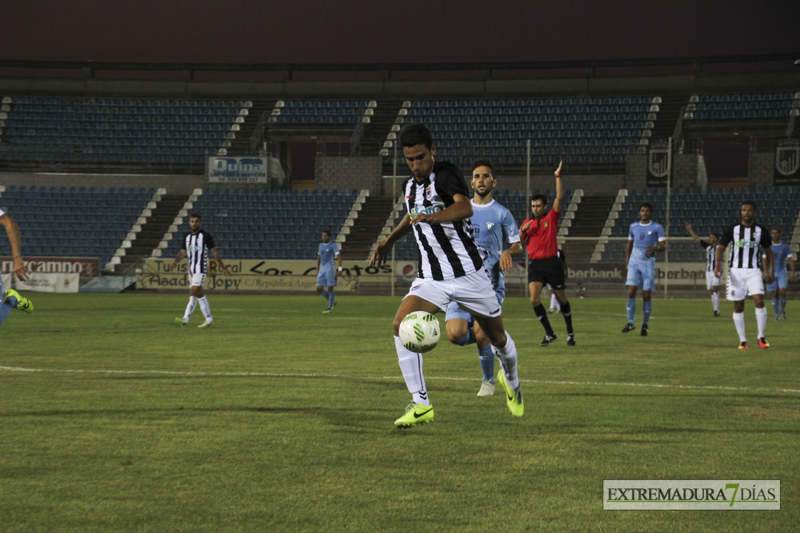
[2,365,800,395]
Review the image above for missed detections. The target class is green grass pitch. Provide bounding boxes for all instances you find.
[1,293,798,532]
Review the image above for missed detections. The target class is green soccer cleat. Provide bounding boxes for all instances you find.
[497,370,524,417]
[4,289,33,314]
[175,317,188,327]
[394,402,434,428]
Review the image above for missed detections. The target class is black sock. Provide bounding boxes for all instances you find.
[533,304,555,336]
[561,301,574,335]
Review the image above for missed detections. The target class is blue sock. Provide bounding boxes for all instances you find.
[478,344,495,383]
[643,300,652,325]
[457,328,476,346]
[780,296,787,314]
[772,297,780,317]
[320,290,329,300]
[0,298,15,326]
[626,298,636,324]
[328,292,335,309]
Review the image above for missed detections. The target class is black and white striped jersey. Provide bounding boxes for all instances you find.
[404,161,484,280]
[182,230,216,275]
[718,223,771,270]
[699,240,719,272]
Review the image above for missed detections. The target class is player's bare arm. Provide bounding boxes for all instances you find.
[211,248,232,276]
[789,256,796,281]
[764,246,774,283]
[625,240,634,270]
[684,221,702,244]
[552,161,564,214]
[0,213,30,280]
[370,214,413,266]
[646,240,666,256]
[714,245,726,279]
[499,242,523,272]
[410,193,472,226]
[171,249,186,269]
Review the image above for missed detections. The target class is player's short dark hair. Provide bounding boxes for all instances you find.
[742,200,757,210]
[321,229,331,235]
[771,226,781,233]
[471,157,495,174]
[711,232,721,239]
[639,202,653,212]
[531,193,548,205]
[190,213,201,219]
[399,123,434,149]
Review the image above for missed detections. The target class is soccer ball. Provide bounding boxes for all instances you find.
[399,311,441,353]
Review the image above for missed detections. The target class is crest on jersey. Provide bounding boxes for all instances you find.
[544,222,549,227]
[775,140,800,176]
[486,222,495,230]
[648,142,670,178]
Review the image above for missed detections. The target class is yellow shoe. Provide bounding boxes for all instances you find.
[4,289,33,314]
[394,402,434,428]
[175,317,188,327]
[497,370,524,417]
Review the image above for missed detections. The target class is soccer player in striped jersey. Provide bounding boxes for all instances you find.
[371,124,523,427]
[444,158,522,397]
[0,208,34,326]
[684,221,721,316]
[622,202,666,336]
[316,229,342,313]
[715,201,773,349]
[765,227,795,321]
[172,213,232,328]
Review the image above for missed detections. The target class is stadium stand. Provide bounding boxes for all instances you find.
[685,92,799,121]
[268,100,375,125]
[158,189,363,260]
[0,185,156,268]
[0,96,251,166]
[599,187,800,263]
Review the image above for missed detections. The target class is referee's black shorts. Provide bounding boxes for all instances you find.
[527,256,566,290]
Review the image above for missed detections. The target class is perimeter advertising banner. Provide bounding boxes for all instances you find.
[207,156,268,183]
[136,258,419,291]
[0,257,100,278]
[14,272,80,293]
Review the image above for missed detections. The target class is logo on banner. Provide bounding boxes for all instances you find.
[648,143,670,178]
[775,140,800,176]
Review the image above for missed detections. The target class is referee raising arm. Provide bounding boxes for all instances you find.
[520,162,576,347]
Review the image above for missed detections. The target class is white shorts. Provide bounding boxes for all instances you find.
[188,273,207,287]
[706,271,720,291]
[726,269,764,301]
[404,270,502,319]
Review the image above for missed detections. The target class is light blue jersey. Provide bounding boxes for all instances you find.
[317,242,339,287]
[627,221,665,291]
[766,241,792,292]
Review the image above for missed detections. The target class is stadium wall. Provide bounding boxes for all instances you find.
[314,156,381,191]
[748,152,774,188]
[0,171,204,194]
[625,154,708,190]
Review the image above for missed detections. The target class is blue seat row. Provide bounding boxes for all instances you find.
[3,96,249,108]
[413,97,653,107]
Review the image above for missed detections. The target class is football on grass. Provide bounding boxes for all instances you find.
[399,311,440,353]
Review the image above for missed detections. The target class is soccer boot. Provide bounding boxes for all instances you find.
[394,402,434,428]
[621,323,635,333]
[477,381,495,397]
[322,309,331,314]
[496,370,524,417]
[567,334,576,346]
[175,317,188,327]
[540,333,557,346]
[781,312,787,321]
[775,315,781,321]
[738,341,748,350]
[641,324,648,337]
[4,289,33,313]
[714,310,720,317]
[198,320,214,328]
[757,337,770,349]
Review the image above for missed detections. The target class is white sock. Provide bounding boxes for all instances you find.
[755,306,767,339]
[184,296,198,320]
[549,293,557,311]
[492,331,519,389]
[711,293,719,312]
[198,296,212,321]
[733,312,747,343]
[394,336,429,406]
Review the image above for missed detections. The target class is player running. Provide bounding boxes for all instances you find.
[172,213,232,328]
[520,162,576,346]
[765,227,795,321]
[444,157,522,396]
[684,221,722,316]
[371,124,523,428]
[0,208,33,326]
[622,202,666,336]
[316,229,342,314]
[715,201,773,349]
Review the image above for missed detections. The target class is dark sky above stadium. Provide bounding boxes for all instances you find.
[2,0,798,65]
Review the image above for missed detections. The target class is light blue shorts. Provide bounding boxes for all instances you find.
[445,288,505,322]
[316,268,337,288]
[767,270,788,292]
[626,261,656,292]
